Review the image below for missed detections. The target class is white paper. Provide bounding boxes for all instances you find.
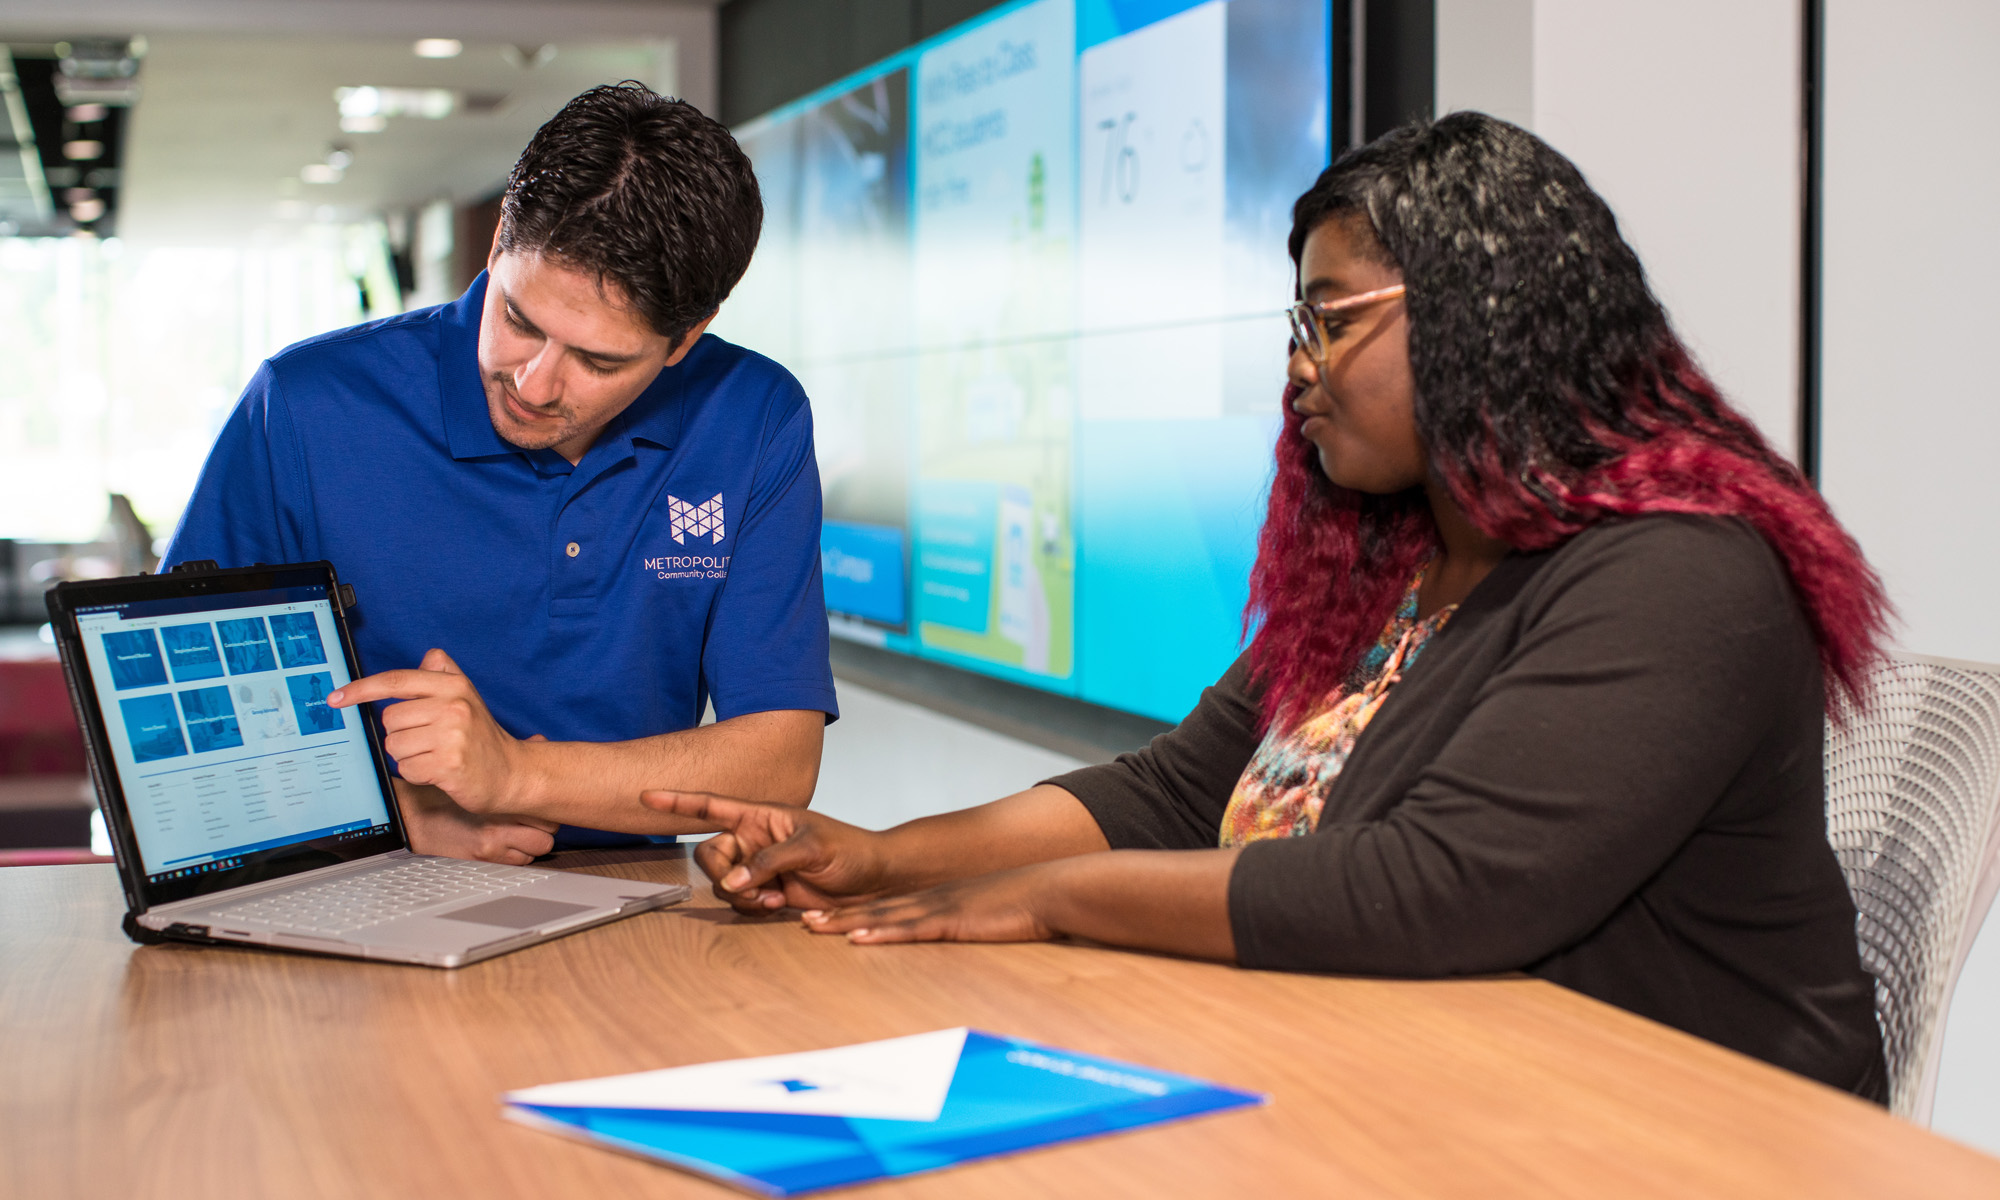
[505,1027,969,1123]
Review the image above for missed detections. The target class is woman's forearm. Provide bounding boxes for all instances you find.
[1040,848,1242,962]
[874,784,1112,890]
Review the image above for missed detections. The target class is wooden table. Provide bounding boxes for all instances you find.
[6,850,1999,1199]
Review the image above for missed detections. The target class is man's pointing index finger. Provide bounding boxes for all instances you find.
[327,669,463,708]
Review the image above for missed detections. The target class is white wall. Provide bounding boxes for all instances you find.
[1534,1,1804,461]
[814,683,1084,831]
[1435,0,1533,130]
[1438,0,2000,1149]
[1437,1,1802,460]
[1818,0,2000,1153]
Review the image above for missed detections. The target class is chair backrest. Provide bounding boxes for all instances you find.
[1826,652,2000,1122]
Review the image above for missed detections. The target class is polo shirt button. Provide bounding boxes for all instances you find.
[565,542,580,558]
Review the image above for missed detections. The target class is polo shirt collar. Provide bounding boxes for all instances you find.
[621,354,684,452]
[440,272,513,461]
[438,270,685,465]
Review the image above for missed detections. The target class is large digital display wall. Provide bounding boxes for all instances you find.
[710,0,1331,722]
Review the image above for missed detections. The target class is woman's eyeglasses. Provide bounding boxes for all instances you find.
[1286,284,1407,363]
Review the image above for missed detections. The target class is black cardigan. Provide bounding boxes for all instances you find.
[1049,515,1887,1100]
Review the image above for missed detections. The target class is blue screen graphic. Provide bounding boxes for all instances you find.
[713,0,1328,720]
[178,685,245,754]
[269,611,329,669]
[286,671,345,735]
[103,629,168,690]
[74,589,395,878]
[821,521,909,626]
[160,622,226,683]
[120,693,188,763]
[217,617,277,675]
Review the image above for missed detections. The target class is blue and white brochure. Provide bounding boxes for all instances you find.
[502,1027,1263,1195]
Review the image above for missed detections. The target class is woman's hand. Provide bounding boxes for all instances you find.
[641,790,890,915]
[811,848,1243,963]
[799,863,1062,944]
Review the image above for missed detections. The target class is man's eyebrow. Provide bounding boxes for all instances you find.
[574,345,642,364]
[500,289,643,364]
[500,291,545,338]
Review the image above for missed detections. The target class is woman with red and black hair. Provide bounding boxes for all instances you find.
[648,113,1891,1099]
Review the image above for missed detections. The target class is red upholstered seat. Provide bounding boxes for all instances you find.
[0,658,87,776]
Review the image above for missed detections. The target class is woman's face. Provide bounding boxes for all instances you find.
[1288,219,1428,494]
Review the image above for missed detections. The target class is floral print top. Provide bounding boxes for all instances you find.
[1219,573,1456,846]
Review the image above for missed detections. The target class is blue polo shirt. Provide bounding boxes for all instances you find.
[163,274,837,847]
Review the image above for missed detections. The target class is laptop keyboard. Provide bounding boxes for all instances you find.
[212,858,536,937]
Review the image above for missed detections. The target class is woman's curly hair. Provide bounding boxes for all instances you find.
[1247,112,1889,732]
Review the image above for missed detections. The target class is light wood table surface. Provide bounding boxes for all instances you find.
[5,848,1999,1199]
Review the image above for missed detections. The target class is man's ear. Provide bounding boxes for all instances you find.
[664,311,720,367]
[487,221,504,268]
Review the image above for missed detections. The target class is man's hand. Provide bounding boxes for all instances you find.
[643,790,890,916]
[329,649,522,815]
[393,779,557,865]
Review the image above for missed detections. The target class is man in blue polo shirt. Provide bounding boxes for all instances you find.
[163,84,836,861]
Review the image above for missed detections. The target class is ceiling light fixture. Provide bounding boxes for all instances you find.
[54,37,143,107]
[414,38,462,59]
[69,197,106,222]
[63,140,104,160]
[335,85,457,121]
[501,44,558,69]
[67,103,109,124]
[301,142,354,185]
[340,115,387,134]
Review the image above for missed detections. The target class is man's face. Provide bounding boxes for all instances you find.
[476,249,707,463]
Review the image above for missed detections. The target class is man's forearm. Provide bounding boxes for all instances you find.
[503,709,824,833]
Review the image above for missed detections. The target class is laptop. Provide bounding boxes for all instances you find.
[45,559,689,967]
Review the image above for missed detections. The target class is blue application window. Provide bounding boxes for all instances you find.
[915,481,997,634]
[268,611,328,669]
[286,671,344,735]
[160,622,226,683]
[74,588,392,877]
[177,685,244,754]
[218,617,277,675]
[821,521,907,627]
[102,629,168,690]
[119,693,188,763]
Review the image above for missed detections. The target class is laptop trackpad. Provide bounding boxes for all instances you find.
[438,897,592,929]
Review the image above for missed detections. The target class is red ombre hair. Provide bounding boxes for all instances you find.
[1247,115,1888,733]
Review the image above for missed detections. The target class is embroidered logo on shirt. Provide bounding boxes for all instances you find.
[667,493,725,545]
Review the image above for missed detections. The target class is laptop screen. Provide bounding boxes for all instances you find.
[70,581,395,890]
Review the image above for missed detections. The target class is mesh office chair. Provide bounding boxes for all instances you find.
[1826,652,2000,1122]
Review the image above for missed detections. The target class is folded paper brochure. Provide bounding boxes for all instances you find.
[503,1027,1263,1195]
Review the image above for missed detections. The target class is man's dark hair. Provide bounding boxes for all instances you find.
[498,81,762,344]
